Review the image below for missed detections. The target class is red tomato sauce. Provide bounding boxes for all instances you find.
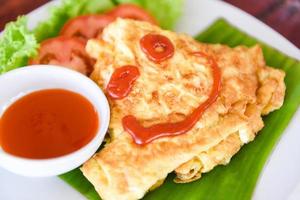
[122,52,221,145]
[0,89,99,159]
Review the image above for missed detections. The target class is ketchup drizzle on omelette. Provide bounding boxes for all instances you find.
[122,52,221,145]
[107,65,140,99]
[0,89,98,159]
[140,34,174,63]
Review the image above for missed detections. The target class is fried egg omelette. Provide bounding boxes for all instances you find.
[81,18,285,200]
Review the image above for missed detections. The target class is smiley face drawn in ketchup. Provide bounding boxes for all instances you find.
[122,52,221,145]
[106,65,140,99]
[140,34,175,63]
[106,33,221,145]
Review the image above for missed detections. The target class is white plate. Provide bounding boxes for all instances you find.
[0,0,299,199]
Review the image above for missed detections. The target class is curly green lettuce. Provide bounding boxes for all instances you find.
[0,17,38,74]
[115,0,184,29]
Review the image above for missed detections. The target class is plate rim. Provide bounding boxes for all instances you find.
[1,0,300,200]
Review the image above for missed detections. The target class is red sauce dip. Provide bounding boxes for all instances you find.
[0,89,99,159]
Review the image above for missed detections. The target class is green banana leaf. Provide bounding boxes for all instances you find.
[60,18,300,200]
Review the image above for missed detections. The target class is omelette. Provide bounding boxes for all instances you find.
[81,18,285,200]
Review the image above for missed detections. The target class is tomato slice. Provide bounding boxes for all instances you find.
[60,4,157,41]
[107,4,158,25]
[60,15,115,40]
[29,36,94,75]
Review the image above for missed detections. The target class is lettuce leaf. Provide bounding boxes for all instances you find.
[0,17,38,73]
[34,0,115,42]
[115,0,184,29]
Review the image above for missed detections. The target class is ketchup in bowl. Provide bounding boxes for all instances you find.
[0,89,99,159]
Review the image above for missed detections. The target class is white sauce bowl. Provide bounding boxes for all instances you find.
[0,65,110,177]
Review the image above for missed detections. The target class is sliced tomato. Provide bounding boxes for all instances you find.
[29,36,94,75]
[60,5,157,41]
[107,4,158,25]
[60,15,115,40]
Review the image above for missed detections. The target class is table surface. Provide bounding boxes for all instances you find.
[1,0,300,48]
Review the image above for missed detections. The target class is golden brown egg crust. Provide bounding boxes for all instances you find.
[81,19,285,200]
